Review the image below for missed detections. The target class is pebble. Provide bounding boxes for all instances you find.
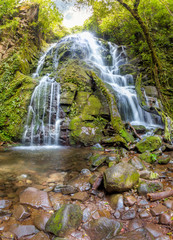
[0,200,12,210]
[163,200,173,210]
[128,219,143,231]
[139,209,151,218]
[71,192,89,202]
[124,195,137,206]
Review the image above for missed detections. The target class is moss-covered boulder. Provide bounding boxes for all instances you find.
[139,152,158,164]
[103,162,139,193]
[136,136,162,153]
[45,204,82,237]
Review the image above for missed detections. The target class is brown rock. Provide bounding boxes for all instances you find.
[128,219,143,231]
[30,231,50,240]
[159,213,172,225]
[33,212,52,231]
[124,195,137,206]
[20,187,52,210]
[71,192,89,202]
[145,223,163,238]
[139,210,151,218]
[13,205,30,221]
[8,224,38,239]
[163,200,173,210]
[0,200,12,210]
[150,204,168,216]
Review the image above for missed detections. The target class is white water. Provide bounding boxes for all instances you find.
[23,44,61,145]
[23,32,162,146]
[64,32,161,128]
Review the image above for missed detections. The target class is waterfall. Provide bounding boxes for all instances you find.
[23,44,61,145]
[23,32,162,146]
[64,32,161,128]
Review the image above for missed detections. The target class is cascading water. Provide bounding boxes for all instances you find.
[23,44,61,145]
[63,32,161,128]
[23,32,161,146]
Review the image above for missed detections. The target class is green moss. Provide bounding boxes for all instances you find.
[0,71,37,141]
[136,136,162,153]
[139,152,158,164]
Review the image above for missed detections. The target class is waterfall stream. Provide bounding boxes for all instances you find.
[23,32,161,146]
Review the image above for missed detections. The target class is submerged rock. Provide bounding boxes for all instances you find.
[136,136,162,153]
[83,217,122,240]
[104,162,139,193]
[45,204,82,237]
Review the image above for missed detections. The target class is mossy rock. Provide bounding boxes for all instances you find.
[158,154,170,164]
[82,95,102,117]
[139,152,158,164]
[69,116,105,146]
[137,181,163,196]
[104,162,139,193]
[102,135,127,146]
[136,136,162,153]
[45,204,82,237]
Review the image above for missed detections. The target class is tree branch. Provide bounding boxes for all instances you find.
[134,0,140,11]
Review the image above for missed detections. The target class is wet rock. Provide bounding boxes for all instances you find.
[80,169,91,176]
[124,195,137,206]
[45,204,82,237]
[158,154,170,164]
[128,219,143,231]
[139,210,151,218]
[163,200,173,210]
[114,210,121,219]
[145,223,163,238]
[83,208,91,222]
[30,231,50,240]
[33,212,52,231]
[91,143,104,151]
[54,185,78,195]
[109,194,124,210]
[13,205,30,221]
[71,192,89,202]
[129,156,145,170]
[136,136,162,153]
[0,200,12,210]
[132,125,147,134]
[104,162,139,193]
[137,181,163,196]
[159,212,172,225]
[121,209,136,220]
[113,228,154,240]
[83,217,122,240]
[90,154,108,170]
[20,187,52,210]
[106,156,120,167]
[150,204,168,216]
[9,224,38,239]
[69,175,91,192]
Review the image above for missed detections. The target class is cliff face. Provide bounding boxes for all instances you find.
[0,3,41,142]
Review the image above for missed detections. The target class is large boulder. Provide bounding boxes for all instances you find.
[136,136,162,153]
[103,162,139,193]
[45,204,83,237]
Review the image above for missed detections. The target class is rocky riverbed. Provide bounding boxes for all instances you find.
[0,144,172,240]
